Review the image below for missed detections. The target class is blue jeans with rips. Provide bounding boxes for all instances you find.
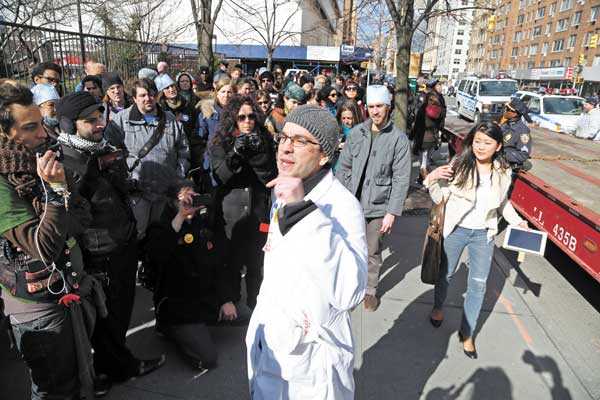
[433,226,495,337]
[11,308,78,400]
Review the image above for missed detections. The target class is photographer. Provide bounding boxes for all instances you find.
[210,95,277,309]
[146,186,247,371]
[56,91,165,394]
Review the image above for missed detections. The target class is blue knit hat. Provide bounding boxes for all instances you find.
[31,84,60,105]
[155,74,176,92]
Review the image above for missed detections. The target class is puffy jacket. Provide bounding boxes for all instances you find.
[335,118,411,218]
[575,107,600,140]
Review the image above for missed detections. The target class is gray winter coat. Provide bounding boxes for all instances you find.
[335,118,411,218]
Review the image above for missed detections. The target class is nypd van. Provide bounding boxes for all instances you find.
[514,91,584,134]
[456,77,519,124]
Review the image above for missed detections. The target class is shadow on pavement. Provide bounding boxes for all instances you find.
[522,350,573,400]
[424,367,513,400]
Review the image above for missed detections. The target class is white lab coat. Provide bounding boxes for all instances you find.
[246,170,368,400]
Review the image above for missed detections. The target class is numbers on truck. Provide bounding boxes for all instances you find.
[552,224,577,252]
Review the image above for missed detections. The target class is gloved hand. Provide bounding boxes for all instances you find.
[58,293,81,307]
[233,134,251,158]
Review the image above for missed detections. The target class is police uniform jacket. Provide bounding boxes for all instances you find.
[500,118,532,165]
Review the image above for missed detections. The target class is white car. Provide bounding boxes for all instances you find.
[516,91,585,134]
[456,77,520,124]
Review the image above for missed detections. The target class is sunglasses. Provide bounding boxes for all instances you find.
[257,100,270,105]
[39,75,62,84]
[345,86,357,91]
[237,113,257,122]
[329,93,338,97]
[261,79,273,83]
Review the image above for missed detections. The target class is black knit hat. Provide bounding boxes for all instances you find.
[259,70,274,82]
[101,72,124,93]
[56,91,104,121]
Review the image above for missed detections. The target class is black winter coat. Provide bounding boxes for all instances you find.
[146,204,235,324]
[209,131,277,245]
[412,91,446,154]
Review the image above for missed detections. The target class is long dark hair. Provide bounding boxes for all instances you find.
[212,94,268,151]
[451,122,509,189]
[336,100,364,127]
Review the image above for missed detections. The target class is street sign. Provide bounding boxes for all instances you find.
[565,66,574,80]
[341,45,355,55]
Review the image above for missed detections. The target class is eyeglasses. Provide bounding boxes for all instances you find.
[329,93,338,97]
[237,113,257,122]
[257,100,270,105]
[261,79,273,83]
[345,86,357,91]
[38,75,62,84]
[275,132,321,148]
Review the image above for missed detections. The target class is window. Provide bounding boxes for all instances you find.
[456,39,464,45]
[517,14,524,24]
[542,42,549,54]
[540,60,545,67]
[584,32,593,46]
[458,30,465,35]
[512,47,519,57]
[521,46,528,56]
[528,61,535,69]
[514,31,521,42]
[453,59,461,65]
[591,6,599,21]
[519,0,525,9]
[564,57,572,66]
[533,25,542,37]
[594,56,600,66]
[572,11,582,26]
[550,59,561,67]
[556,19,568,32]
[530,44,539,55]
[550,3,556,15]
[452,68,460,73]
[506,3,511,14]
[568,34,576,49]
[455,49,462,54]
[546,23,552,35]
[491,50,498,59]
[499,5,505,15]
[559,0,572,12]
[552,39,564,52]
[536,7,546,19]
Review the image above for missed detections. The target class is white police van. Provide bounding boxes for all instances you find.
[514,91,584,134]
[456,77,520,124]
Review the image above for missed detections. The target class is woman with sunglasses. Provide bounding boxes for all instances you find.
[210,95,278,309]
[255,89,277,136]
[424,122,528,359]
[341,80,367,120]
[318,85,338,115]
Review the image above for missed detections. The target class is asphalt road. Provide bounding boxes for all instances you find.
[1,110,599,399]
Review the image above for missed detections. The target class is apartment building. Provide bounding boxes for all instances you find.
[483,0,600,74]
[466,7,492,74]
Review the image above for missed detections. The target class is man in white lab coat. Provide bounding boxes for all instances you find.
[246,105,368,400]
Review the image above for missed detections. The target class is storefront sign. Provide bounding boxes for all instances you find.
[306,46,340,62]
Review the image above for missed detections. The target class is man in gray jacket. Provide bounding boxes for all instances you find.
[105,78,190,238]
[336,85,411,311]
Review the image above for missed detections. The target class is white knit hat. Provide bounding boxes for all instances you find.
[366,85,391,106]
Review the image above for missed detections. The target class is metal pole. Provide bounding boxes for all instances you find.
[77,0,86,62]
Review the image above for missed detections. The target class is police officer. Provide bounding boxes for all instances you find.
[499,97,533,169]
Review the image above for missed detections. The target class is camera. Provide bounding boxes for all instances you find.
[191,193,212,208]
[246,133,262,152]
[97,149,124,171]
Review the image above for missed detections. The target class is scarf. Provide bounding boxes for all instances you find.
[57,132,108,153]
[0,137,45,215]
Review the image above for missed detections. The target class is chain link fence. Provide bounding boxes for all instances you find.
[0,21,199,93]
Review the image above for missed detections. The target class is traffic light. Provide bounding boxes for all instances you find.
[578,53,585,65]
[488,15,496,32]
[590,34,599,49]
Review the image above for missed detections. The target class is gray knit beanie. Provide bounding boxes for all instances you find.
[284,104,340,161]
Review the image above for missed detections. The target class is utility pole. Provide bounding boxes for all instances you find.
[77,0,86,63]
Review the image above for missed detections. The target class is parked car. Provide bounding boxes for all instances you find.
[515,91,585,134]
[456,76,519,124]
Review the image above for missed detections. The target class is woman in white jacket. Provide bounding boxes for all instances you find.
[424,122,528,359]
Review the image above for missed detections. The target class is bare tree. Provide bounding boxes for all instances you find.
[222,0,304,70]
[382,0,494,130]
[190,0,223,70]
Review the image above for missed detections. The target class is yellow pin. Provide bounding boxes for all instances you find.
[184,233,194,244]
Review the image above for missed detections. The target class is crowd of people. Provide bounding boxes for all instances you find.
[0,58,540,400]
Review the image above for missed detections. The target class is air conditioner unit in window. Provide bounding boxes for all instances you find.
[546,33,551,37]
[568,47,574,52]
[542,51,547,56]
[578,0,585,5]
[592,20,596,25]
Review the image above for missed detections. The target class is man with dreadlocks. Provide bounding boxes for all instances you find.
[0,79,97,398]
